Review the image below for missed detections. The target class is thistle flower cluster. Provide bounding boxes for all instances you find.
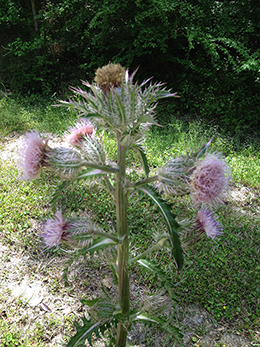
[18,118,104,180]
[158,150,231,241]
[58,64,177,146]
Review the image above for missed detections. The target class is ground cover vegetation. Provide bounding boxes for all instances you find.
[0,69,259,346]
[1,0,260,133]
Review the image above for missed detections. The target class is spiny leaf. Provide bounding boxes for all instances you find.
[66,317,102,347]
[130,312,183,340]
[133,145,150,177]
[114,91,126,123]
[50,180,71,211]
[76,168,109,180]
[137,114,161,126]
[62,238,117,287]
[131,313,160,324]
[136,259,175,299]
[86,237,118,252]
[80,298,100,307]
[136,185,183,270]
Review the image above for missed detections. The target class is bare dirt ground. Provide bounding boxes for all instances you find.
[0,133,258,347]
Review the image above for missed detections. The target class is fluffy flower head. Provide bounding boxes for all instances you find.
[195,208,222,239]
[18,131,48,180]
[42,211,69,247]
[190,153,231,205]
[94,63,125,94]
[67,118,95,147]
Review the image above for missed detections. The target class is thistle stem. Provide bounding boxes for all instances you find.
[129,239,168,264]
[134,175,159,188]
[115,142,129,347]
[69,229,119,243]
[82,161,119,173]
[93,231,119,242]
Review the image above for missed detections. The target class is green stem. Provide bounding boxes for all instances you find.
[53,160,118,173]
[83,161,119,173]
[115,142,129,347]
[134,175,159,188]
[129,239,168,264]
[93,230,119,242]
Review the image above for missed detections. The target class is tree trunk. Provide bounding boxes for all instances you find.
[30,0,38,32]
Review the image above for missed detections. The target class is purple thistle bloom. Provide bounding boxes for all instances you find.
[18,131,49,180]
[190,154,231,205]
[67,119,95,147]
[42,211,69,247]
[195,208,222,239]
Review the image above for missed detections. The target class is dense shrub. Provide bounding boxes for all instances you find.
[0,0,260,132]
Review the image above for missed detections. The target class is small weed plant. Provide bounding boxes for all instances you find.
[17,64,234,346]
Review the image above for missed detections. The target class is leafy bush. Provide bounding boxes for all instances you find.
[0,0,260,131]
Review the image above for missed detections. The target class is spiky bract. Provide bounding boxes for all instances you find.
[67,118,95,147]
[80,136,107,165]
[157,154,195,195]
[47,147,82,177]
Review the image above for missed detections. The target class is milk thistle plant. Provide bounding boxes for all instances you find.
[18,64,231,347]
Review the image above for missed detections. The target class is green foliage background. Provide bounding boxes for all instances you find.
[1,0,260,131]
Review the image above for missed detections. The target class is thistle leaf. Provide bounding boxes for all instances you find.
[50,180,71,211]
[136,259,175,299]
[62,237,118,287]
[131,313,160,324]
[80,298,100,307]
[76,168,109,180]
[133,145,150,177]
[114,92,126,123]
[50,168,108,210]
[136,185,183,270]
[86,237,118,252]
[130,312,183,340]
[137,114,160,126]
[66,317,102,347]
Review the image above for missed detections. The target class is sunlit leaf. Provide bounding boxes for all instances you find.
[136,185,183,270]
[136,259,175,299]
[133,145,150,177]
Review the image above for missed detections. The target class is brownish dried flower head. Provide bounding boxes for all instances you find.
[94,63,125,93]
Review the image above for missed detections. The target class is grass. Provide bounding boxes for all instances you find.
[0,94,260,346]
[0,94,77,138]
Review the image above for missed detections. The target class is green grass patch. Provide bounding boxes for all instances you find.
[0,95,77,137]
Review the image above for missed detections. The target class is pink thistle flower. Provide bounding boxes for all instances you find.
[190,154,231,205]
[18,131,49,180]
[42,211,69,248]
[195,208,222,239]
[67,119,95,147]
